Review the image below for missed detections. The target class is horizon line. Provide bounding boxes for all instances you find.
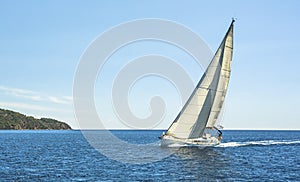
[70,128,300,131]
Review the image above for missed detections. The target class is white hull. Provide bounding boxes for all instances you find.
[160,135,220,148]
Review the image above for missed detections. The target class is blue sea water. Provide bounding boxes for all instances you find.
[0,130,299,181]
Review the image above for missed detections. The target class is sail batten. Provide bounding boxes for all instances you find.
[165,21,234,139]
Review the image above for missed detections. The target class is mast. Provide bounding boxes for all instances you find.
[165,20,234,139]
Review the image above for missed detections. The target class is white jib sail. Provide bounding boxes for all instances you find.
[166,21,234,139]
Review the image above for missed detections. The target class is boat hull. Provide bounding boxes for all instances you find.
[160,135,220,148]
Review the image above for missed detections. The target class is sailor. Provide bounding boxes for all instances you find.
[158,132,165,139]
[218,133,223,141]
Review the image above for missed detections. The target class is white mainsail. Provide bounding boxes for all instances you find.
[165,20,234,139]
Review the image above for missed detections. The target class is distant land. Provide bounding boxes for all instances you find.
[0,108,72,130]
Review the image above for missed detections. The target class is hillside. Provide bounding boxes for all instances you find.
[0,108,72,130]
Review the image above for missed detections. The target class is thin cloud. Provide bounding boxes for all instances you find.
[48,96,71,104]
[0,85,72,105]
[0,102,60,112]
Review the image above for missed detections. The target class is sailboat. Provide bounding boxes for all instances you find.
[160,20,234,148]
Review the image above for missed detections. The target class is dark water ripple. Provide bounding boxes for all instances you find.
[0,130,299,181]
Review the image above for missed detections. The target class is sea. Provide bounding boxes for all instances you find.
[0,130,299,181]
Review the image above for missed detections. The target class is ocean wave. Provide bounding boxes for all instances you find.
[216,140,300,148]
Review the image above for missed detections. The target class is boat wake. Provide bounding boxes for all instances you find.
[216,140,300,148]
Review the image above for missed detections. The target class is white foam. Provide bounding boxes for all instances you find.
[216,140,300,148]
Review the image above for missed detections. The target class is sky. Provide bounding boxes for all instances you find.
[0,0,300,130]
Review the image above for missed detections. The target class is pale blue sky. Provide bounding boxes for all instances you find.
[0,1,299,129]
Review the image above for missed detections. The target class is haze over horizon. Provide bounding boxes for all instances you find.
[1,1,299,130]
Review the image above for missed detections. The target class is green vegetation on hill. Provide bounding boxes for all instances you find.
[0,108,72,130]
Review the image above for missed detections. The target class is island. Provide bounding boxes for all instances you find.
[0,108,72,130]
